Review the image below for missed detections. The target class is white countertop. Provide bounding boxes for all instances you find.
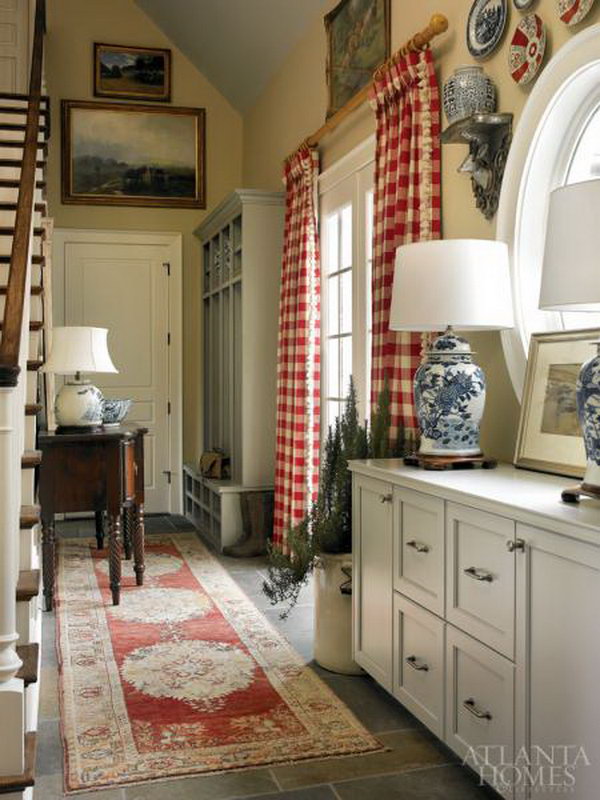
[349,460,600,546]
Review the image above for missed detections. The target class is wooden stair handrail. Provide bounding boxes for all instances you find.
[0,0,46,387]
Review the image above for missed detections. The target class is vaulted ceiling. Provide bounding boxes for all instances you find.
[136,0,330,112]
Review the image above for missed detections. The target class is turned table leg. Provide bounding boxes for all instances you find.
[132,503,145,586]
[41,517,55,612]
[95,510,105,550]
[108,514,122,605]
[122,506,133,560]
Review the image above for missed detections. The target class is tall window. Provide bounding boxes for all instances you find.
[319,138,375,433]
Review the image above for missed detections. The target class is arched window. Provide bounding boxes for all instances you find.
[498,24,600,400]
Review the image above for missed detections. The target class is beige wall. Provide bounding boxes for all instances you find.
[243,0,600,462]
[45,0,243,463]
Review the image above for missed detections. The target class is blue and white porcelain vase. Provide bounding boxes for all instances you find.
[414,328,486,457]
[442,66,497,125]
[576,342,600,488]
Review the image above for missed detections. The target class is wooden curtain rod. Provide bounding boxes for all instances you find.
[286,13,448,163]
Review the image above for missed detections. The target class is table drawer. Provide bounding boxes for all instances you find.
[123,440,136,501]
[446,503,515,659]
[393,488,444,616]
[393,592,444,738]
[445,625,514,800]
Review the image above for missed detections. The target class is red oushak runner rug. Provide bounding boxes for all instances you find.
[56,533,381,793]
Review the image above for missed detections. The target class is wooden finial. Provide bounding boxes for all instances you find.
[430,14,449,36]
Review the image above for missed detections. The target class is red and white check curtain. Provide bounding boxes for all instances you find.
[370,48,441,441]
[273,145,321,552]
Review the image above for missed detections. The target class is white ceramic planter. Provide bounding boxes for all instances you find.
[314,552,362,675]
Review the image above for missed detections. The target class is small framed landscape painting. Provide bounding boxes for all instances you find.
[514,329,600,478]
[61,100,206,209]
[325,0,391,118]
[94,43,171,102]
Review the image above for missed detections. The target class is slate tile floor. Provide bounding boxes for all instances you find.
[36,516,500,800]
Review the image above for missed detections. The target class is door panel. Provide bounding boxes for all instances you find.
[62,242,170,511]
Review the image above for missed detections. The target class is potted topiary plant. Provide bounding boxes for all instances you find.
[263,378,403,674]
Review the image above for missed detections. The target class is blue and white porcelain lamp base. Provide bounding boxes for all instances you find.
[415,327,486,458]
[55,373,105,430]
[574,343,600,496]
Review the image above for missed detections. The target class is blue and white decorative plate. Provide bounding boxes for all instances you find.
[467,0,508,58]
[514,0,535,9]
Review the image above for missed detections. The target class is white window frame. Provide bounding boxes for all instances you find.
[319,136,375,428]
[497,25,600,401]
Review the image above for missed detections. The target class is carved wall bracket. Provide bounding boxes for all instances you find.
[442,113,513,220]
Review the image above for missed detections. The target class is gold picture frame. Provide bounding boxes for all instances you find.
[514,328,599,478]
[61,100,206,209]
[94,43,171,102]
[325,0,391,118]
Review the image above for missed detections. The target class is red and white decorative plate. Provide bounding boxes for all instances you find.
[509,14,547,85]
[558,0,595,26]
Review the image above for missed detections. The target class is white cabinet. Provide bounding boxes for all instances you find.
[393,593,444,737]
[393,488,444,616]
[516,523,600,798]
[350,460,600,799]
[352,474,393,690]
[192,190,284,549]
[446,503,516,659]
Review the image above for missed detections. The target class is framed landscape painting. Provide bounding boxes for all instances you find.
[325,0,391,117]
[61,100,206,209]
[94,43,171,102]
[514,329,600,478]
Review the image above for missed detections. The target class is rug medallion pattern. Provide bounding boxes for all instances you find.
[56,534,381,792]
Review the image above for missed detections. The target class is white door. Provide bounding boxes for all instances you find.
[53,230,182,513]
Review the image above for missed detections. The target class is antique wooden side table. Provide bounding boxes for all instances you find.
[38,425,147,609]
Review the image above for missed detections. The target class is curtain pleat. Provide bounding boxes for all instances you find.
[369,48,441,442]
[273,145,321,552]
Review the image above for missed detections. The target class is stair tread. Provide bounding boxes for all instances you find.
[20,504,40,529]
[21,450,41,468]
[15,643,38,686]
[16,569,40,602]
[0,320,43,330]
[0,254,44,264]
[0,179,46,188]
[25,403,42,415]
[0,92,49,102]
[0,732,36,794]
[0,285,43,295]
[0,105,48,114]
[0,226,44,236]
[27,358,44,370]
[0,159,45,167]
[0,201,46,211]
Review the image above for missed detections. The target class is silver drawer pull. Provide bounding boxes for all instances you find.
[464,566,494,582]
[406,539,430,553]
[463,698,492,721]
[406,655,429,672]
[380,493,393,504]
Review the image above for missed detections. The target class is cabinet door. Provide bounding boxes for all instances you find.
[446,626,515,800]
[352,474,393,691]
[516,524,600,799]
[393,487,444,615]
[393,592,445,737]
[446,503,516,659]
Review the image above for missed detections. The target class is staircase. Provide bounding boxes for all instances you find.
[0,1,48,797]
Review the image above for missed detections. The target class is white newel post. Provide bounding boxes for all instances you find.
[0,386,25,776]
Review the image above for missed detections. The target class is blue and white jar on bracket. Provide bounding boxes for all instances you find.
[415,328,486,457]
[576,342,600,488]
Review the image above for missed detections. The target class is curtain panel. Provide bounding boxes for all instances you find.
[273,145,321,552]
[370,47,441,443]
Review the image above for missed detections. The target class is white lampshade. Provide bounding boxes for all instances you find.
[540,179,600,311]
[389,239,514,331]
[42,326,118,375]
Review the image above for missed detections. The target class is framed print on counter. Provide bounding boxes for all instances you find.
[514,328,600,477]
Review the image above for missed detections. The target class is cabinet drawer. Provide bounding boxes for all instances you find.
[446,503,515,659]
[446,626,514,800]
[122,440,136,501]
[393,488,444,615]
[393,592,444,738]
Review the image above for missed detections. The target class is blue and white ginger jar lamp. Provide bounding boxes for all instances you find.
[540,180,600,495]
[390,239,514,460]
